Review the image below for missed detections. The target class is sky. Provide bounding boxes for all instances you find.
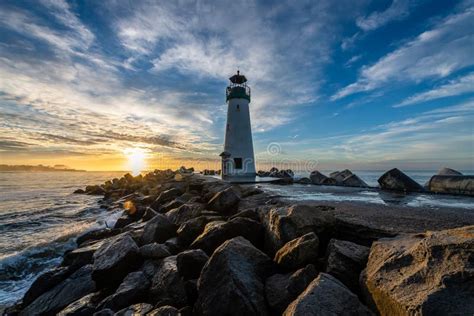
[0,0,473,172]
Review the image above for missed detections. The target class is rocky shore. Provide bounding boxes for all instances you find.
[5,168,473,315]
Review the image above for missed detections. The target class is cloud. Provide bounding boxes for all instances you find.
[356,0,412,31]
[395,72,474,107]
[332,5,474,100]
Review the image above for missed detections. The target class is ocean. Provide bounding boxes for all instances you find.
[0,170,473,308]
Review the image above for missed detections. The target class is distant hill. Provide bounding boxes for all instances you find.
[0,164,86,172]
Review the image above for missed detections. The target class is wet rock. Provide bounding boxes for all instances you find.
[361,226,474,316]
[92,234,141,289]
[309,170,329,185]
[176,249,209,280]
[296,177,312,184]
[284,273,372,316]
[265,264,318,314]
[176,216,223,247]
[97,271,150,311]
[22,266,72,306]
[93,308,114,316]
[260,204,335,255]
[274,232,319,270]
[342,174,369,188]
[427,175,474,196]
[152,188,182,208]
[139,243,171,259]
[166,203,204,225]
[184,279,198,305]
[229,208,260,222]
[207,187,241,215]
[190,217,263,255]
[330,169,353,184]
[324,239,369,293]
[76,228,121,246]
[161,199,184,213]
[62,240,105,270]
[148,305,179,316]
[74,188,85,194]
[164,237,182,254]
[378,168,424,192]
[57,292,101,316]
[150,256,187,307]
[115,303,154,316]
[85,185,105,195]
[141,214,177,244]
[195,237,273,316]
[114,213,135,229]
[142,207,158,221]
[20,265,96,316]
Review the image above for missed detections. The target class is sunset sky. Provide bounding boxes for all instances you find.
[0,0,473,171]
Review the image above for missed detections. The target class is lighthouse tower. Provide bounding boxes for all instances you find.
[220,71,256,177]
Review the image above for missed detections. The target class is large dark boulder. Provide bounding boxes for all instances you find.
[176,216,223,246]
[283,273,373,316]
[361,225,474,315]
[115,303,154,316]
[265,264,318,314]
[274,232,319,270]
[190,217,263,255]
[22,266,72,306]
[206,187,241,215]
[437,167,463,176]
[309,170,329,185]
[139,243,171,259]
[149,256,188,307]
[155,188,182,204]
[427,175,474,196]
[342,174,369,188]
[324,239,369,293]
[57,292,102,316]
[378,168,424,192]
[141,214,177,244]
[76,228,121,246]
[176,249,209,280]
[92,234,141,288]
[62,240,105,270]
[195,237,273,316]
[20,265,96,316]
[166,203,204,225]
[330,169,353,184]
[148,305,179,316]
[97,271,150,311]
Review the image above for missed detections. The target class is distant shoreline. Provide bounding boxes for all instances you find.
[0,165,86,172]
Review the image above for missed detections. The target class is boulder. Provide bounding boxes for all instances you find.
[324,239,369,293]
[265,264,317,314]
[229,208,260,222]
[309,171,329,185]
[437,167,463,176]
[342,174,369,188]
[142,207,158,221]
[283,273,372,316]
[206,187,241,215]
[57,292,101,316]
[93,309,114,316]
[195,237,273,316]
[20,265,96,316]
[296,177,312,184]
[176,249,209,280]
[22,266,72,306]
[361,226,474,316]
[164,237,182,254]
[427,175,474,196]
[139,243,171,259]
[150,256,188,307]
[330,169,353,183]
[378,168,424,192]
[166,203,203,225]
[148,305,180,316]
[274,232,319,270]
[190,217,263,255]
[97,271,150,311]
[62,240,105,270]
[115,303,154,316]
[141,214,177,244]
[76,228,121,246]
[92,234,141,288]
[260,204,335,255]
[176,216,223,246]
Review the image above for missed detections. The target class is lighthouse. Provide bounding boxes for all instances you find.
[220,71,256,177]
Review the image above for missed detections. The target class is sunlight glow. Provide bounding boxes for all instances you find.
[123,147,147,176]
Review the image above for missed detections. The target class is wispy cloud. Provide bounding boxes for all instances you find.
[395,72,474,107]
[356,0,412,31]
[333,4,474,100]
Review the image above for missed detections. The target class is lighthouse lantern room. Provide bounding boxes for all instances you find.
[220,71,256,177]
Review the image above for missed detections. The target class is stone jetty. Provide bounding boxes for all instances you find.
[7,168,474,316]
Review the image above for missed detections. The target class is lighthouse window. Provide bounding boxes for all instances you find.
[236,104,240,111]
[234,158,243,169]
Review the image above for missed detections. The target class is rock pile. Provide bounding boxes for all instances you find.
[8,169,474,315]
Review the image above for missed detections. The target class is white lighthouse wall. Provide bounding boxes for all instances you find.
[223,97,256,176]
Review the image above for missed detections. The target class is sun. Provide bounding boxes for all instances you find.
[123,147,147,176]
